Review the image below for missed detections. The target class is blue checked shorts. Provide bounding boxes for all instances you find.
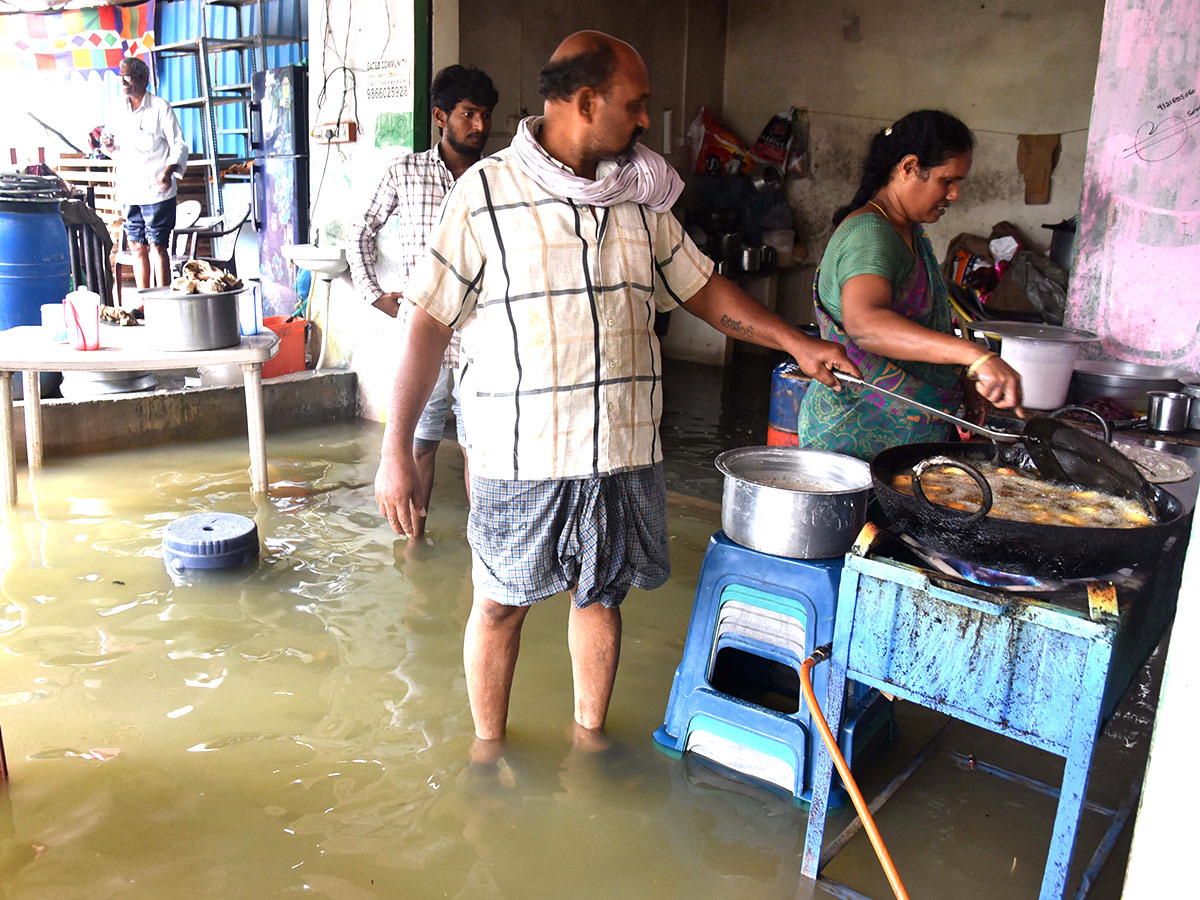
[467,464,671,609]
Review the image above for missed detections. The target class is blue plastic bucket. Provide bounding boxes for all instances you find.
[0,196,71,332]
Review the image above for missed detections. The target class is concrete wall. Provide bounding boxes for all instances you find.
[1124,508,1200,895]
[1072,5,1200,876]
[306,0,418,421]
[458,0,728,173]
[452,0,1103,346]
[457,0,733,366]
[721,0,1104,256]
[9,372,358,463]
[326,0,1109,396]
[311,0,735,419]
[1065,0,1200,369]
[719,0,1104,326]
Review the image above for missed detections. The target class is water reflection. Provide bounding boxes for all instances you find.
[0,415,1137,899]
[0,421,810,898]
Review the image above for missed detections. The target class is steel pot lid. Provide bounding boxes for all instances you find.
[971,321,1098,343]
[139,286,248,301]
[1073,360,1198,380]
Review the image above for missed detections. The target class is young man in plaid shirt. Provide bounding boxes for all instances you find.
[349,65,498,538]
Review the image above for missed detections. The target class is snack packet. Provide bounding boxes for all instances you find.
[750,108,794,169]
[687,107,755,176]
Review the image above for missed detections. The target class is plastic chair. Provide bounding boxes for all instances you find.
[112,199,202,305]
[171,200,203,254]
[173,201,251,276]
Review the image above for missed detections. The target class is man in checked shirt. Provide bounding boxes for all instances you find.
[349,65,498,538]
[376,33,859,750]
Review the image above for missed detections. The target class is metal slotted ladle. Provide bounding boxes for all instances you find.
[832,371,1018,442]
[831,371,1158,511]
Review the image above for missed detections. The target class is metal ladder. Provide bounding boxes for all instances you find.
[151,0,305,214]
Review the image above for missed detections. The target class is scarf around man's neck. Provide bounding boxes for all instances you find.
[511,116,683,213]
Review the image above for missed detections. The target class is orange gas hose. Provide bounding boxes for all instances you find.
[800,647,910,900]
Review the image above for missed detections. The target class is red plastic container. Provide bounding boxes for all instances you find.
[766,425,799,447]
[261,316,307,378]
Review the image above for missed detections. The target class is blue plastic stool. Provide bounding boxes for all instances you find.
[654,532,895,803]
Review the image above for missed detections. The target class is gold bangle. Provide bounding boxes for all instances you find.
[966,351,998,381]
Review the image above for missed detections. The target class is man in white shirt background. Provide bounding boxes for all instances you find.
[101,56,190,291]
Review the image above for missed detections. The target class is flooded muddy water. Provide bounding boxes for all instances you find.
[0,415,1146,898]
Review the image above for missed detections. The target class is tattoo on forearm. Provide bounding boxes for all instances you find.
[720,314,755,339]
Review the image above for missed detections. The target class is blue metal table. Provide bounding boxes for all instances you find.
[801,524,1185,899]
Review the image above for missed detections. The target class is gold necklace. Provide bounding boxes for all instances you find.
[868,200,914,255]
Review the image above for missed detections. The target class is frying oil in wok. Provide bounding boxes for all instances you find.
[892,463,1153,527]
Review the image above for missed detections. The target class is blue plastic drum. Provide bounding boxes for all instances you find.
[768,361,811,442]
[0,177,71,332]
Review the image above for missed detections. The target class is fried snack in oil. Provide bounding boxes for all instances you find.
[892,463,1153,527]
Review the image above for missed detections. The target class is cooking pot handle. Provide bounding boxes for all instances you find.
[911,456,994,525]
[1049,406,1113,444]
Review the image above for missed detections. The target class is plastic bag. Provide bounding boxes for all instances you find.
[785,108,811,178]
[1005,251,1069,325]
[686,107,755,176]
[750,108,794,168]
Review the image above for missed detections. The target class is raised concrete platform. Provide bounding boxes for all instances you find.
[7,370,358,463]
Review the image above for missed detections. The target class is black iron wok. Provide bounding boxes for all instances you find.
[871,440,1190,578]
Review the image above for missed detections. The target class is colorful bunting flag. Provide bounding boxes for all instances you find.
[0,1,156,72]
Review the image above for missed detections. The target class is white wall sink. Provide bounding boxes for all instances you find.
[282,244,348,278]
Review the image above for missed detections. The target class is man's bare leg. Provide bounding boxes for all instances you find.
[130,241,151,289]
[149,243,171,288]
[410,439,439,538]
[464,593,529,740]
[567,599,621,732]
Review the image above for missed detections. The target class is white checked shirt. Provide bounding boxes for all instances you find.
[347,146,461,368]
[407,145,715,481]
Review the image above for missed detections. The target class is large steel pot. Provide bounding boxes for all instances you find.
[715,447,872,559]
[141,287,243,351]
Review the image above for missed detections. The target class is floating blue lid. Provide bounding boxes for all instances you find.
[163,512,259,571]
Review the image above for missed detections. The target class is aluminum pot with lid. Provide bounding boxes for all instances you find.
[1070,360,1196,412]
[140,287,243,351]
[715,447,871,559]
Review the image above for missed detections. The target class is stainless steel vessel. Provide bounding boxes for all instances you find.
[1146,391,1190,433]
[1070,360,1196,411]
[141,287,243,351]
[715,447,871,559]
[1181,378,1200,431]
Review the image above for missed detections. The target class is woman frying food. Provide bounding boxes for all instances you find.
[797,110,1023,460]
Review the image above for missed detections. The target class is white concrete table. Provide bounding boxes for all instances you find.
[0,324,279,505]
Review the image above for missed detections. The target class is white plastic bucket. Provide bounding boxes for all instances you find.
[999,337,1080,410]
